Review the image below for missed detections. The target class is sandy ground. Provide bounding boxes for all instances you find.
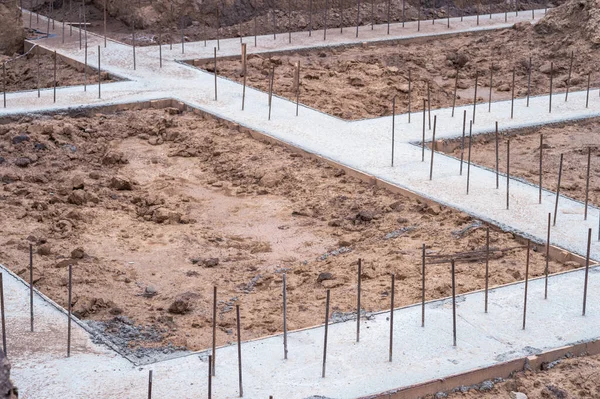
[434,118,600,208]
[427,352,600,398]
[0,108,574,358]
[1,42,111,93]
[211,17,600,120]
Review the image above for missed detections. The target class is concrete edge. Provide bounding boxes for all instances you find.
[362,338,600,399]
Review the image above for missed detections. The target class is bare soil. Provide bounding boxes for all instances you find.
[21,0,554,46]
[434,118,600,207]
[212,9,600,120]
[1,47,111,93]
[0,108,575,358]
[425,352,600,398]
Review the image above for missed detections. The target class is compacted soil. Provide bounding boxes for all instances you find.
[1,47,111,93]
[0,108,573,360]
[211,3,600,120]
[435,118,600,207]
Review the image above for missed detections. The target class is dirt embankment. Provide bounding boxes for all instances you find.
[24,0,556,45]
[211,0,600,120]
[0,108,571,358]
[0,0,23,55]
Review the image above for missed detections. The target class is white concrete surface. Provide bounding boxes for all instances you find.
[3,8,600,399]
[8,262,600,398]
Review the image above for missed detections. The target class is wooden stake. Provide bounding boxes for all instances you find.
[356,0,360,37]
[522,240,530,329]
[553,153,563,226]
[427,82,431,129]
[322,289,330,378]
[386,0,390,34]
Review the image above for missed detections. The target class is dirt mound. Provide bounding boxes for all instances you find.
[534,0,600,44]
[0,0,23,55]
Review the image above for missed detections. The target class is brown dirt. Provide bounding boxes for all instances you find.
[23,0,554,46]
[435,118,600,207]
[211,3,600,120]
[0,107,575,354]
[1,48,112,93]
[0,0,23,56]
[425,352,600,398]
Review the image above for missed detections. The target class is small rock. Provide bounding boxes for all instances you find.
[479,380,494,391]
[143,286,158,298]
[34,143,47,151]
[349,77,365,87]
[497,84,511,92]
[539,61,553,75]
[72,175,85,190]
[110,176,133,191]
[71,247,85,259]
[260,171,282,188]
[202,258,219,268]
[37,244,52,256]
[356,210,374,222]
[168,292,199,314]
[14,157,31,168]
[317,272,334,283]
[12,134,30,145]
[509,392,528,399]
[68,190,87,205]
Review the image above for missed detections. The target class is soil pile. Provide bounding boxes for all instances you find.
[534,0,600,45]
[0,0,23,55]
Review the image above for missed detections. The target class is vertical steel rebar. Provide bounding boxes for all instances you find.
[67,264,72,357]
[389,273,395,362]
[451,259,457,346]
[429,116,437,180]
[421,244,425,327]
[583,228,592,316]
[0,274,6,355]
[283,274,288,359]
[484,228,490,313]
[523,240,530,329]
[212,286,217,376]
[584,147,591,220]
[356,259,361,342]
[553,154,563,226]
[466,120,473,194]
[539,134,543,204]
[322,289,330,378]
[545,212,550,299]
[236,305,243,397]
[30,244,34,332]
